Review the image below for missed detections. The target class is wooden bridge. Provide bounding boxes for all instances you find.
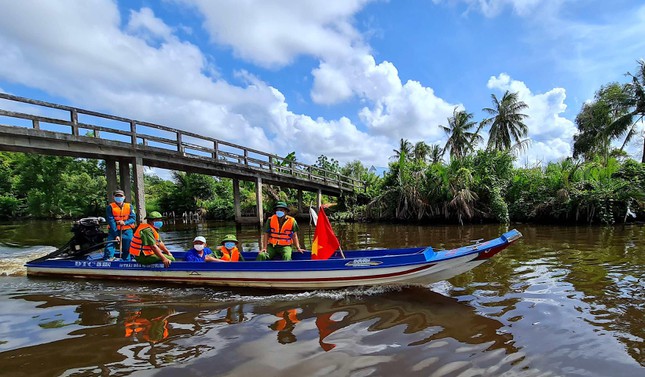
[0,93,362,224]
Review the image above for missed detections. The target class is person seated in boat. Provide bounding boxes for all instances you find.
[184,236,219,262]
[256,201,304,261]
[214,234,244,262]
[129,211,175,267]
[104,189,136,261]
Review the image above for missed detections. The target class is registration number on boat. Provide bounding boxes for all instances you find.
[345,258,382,267]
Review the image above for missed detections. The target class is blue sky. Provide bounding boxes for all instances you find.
[0,0,643,170]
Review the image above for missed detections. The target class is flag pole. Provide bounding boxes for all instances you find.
[338,245,346,259]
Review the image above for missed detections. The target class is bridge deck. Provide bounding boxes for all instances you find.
[0,93,361,195]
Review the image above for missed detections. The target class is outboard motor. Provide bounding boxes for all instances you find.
[69,217,109,255]
[32,217,111,261]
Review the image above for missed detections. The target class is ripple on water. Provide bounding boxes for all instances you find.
[0,246,55,276]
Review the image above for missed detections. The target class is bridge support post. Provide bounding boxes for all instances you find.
[297,189,303,214]
[256,177,263,226]
[105,159,117,202]
[132,157,146,222]
[317,189,322,209]
[119,161,132,199]
[233,179,242,222]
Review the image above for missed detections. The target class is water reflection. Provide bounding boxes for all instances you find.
[0,286,519,376]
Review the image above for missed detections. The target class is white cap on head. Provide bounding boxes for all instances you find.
[193,236,206,243]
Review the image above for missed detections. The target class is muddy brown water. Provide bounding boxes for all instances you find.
[0,220,643,376]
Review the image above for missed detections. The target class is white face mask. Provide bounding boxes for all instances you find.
[194,244,205,251]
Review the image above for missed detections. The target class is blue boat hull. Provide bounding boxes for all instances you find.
[25,230,522,289]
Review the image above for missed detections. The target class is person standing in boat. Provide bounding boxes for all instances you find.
[256,201,304,261]
[184,236,219,262]
[104,189,136,261]
[215,234,244,261]
[129,211,175,267]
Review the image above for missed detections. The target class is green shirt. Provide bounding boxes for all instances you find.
[140,227,161,246]
[264,215,299,233]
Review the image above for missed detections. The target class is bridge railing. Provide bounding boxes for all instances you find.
[0,93,363,192]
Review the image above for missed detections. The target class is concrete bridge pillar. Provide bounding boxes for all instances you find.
[297,190,303,214]
[256,177,264,226]
[132,157,146,222]
[105,159,118,202]
[119,161,132,199]
[233,178,242,222]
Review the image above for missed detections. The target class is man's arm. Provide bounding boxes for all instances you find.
[106,205,117,232]
[292,233,304,253]
[158,240,173,256]
[124,206,136,226]
[151,244,172,268]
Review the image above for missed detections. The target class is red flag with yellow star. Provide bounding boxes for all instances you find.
[311,206,340,260]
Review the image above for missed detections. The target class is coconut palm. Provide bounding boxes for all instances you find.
[481,91,529,152]
[428,144,444,165]
[574,83,633,163]
[412,141,431,163]
[440,107,482,160]
[391,138,413,161]
[608,59,645,163]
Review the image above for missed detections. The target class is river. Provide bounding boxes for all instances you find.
[0,220,643,377]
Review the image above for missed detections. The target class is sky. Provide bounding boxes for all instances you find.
[0,0,644,172]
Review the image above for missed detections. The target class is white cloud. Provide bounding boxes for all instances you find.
[185,0,370,68]
[126,7,173,42]
[360,80,456,142]
[432,0,557,18]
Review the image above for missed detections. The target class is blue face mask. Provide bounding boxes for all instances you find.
[114,196,125,204]
[275,210,285,218]
[224,242,236,250]
[153,221,163,229]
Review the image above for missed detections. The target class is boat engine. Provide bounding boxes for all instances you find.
[69,217,109,255]
[33,217,110,261]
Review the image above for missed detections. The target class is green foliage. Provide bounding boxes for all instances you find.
[0,195,21,218]
[6,154,106,218]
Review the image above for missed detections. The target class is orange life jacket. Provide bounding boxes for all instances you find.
[124,311,169,343]
[108,202,135,230]
[268,215,295,246]
[217,245,241,262]
[129,223,159,257]
[273,309,300,331]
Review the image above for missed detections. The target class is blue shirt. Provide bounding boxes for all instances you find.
[184,247,214,262]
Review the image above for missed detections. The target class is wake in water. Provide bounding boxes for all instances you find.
[0,246,55,276]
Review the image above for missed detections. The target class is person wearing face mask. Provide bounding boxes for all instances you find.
[184,236,218,262]
[129,211,175,267]
[215,234,244,262]
[103,189,136,261]
[256,202,304,261]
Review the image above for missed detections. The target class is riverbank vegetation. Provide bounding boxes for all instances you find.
[1,61,643,225]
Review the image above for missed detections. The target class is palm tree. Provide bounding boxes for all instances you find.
[391,138,413,161]
[412,141,431,163]
[481,91,529,152]
[440,107,482,160]
[608,60,645,163]
[573,83,633,163]
[428,144,444,164]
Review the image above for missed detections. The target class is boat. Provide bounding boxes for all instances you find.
[25,217,522,290]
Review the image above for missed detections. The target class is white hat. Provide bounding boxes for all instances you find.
[193,236,206,243]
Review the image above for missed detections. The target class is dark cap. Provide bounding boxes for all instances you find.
[113,190,125,196]
[274,201,289,210]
